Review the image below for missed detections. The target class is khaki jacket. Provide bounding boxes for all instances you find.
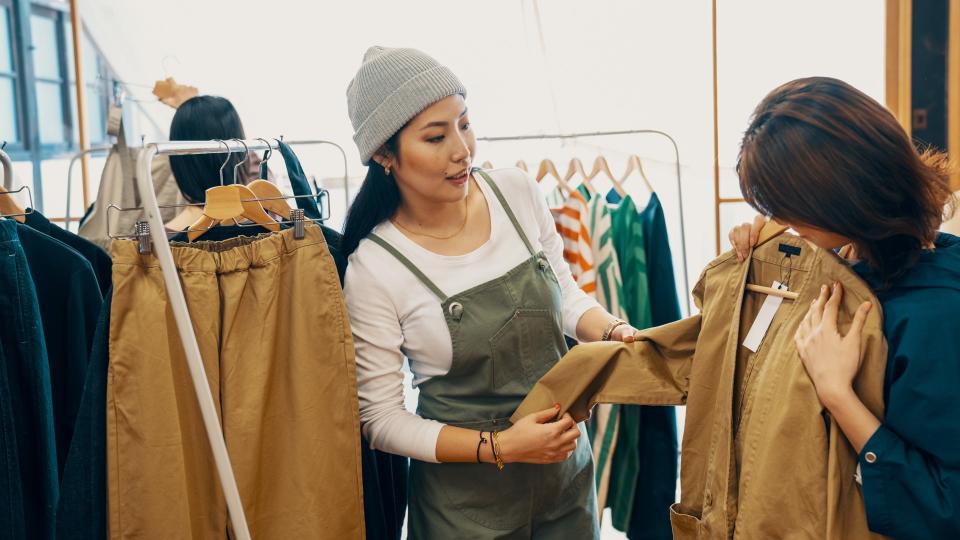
[513,231,890,539]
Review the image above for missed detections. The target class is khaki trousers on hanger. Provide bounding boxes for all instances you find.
[107,226,364,539]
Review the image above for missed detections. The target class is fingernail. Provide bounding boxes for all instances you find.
[834,281,839,290]
[821,285,827,293]
[554,403,560,409]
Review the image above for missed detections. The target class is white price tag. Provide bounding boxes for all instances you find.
[742,281,787,353]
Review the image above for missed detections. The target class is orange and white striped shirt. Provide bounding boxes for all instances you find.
[551,190,597,296]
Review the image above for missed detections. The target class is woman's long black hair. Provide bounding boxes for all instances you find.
[168,95,247,203]
[341,131,402,257]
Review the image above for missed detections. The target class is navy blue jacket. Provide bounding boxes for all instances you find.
[854,233,960,539]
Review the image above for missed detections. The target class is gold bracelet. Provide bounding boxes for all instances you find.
[491,431,505,471]
[601,318,628,341]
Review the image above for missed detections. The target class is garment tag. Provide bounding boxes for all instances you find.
[743,281,787,352]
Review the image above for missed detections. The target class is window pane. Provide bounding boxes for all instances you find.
[63,19,72,77]
[64,23,103,86]
[0,77,17,143]
[0,7,12,74]
[31,15,61,80]
[82,35,99,83]
[69,85,107,145]
[36,81,65,144]
[86,86,106,143]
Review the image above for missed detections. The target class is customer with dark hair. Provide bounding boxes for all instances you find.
[168,95,263,203]
[730,76,960,538]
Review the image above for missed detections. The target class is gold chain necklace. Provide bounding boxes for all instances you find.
[392,193,470,240]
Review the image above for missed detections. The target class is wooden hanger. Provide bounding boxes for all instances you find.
[480,160,494,169]
[186,141,279,241]
[515,160,529,172]
[0,189,26,223]
[246,180,292,218]
[186,184,279,241]
[152,77,199,109]
[563,157,595,196]
[246,139,292,218]
[587,155,627,198]
[745,219,798,299]
[536,159,574,195]
[620,155,654,193]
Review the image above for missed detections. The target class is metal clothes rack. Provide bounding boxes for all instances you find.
[136,138,295,540]
[476,129,691,315]
[285,139,351,210]
[59,140,349,229]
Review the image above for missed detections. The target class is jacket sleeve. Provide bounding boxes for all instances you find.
[858,314,960,539]
[511,313,700,423]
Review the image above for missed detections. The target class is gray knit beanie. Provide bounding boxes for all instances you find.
[347,46,467,165]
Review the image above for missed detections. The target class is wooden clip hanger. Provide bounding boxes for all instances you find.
[246,138,292,218]
[0,188,27,223]
[515,160,529,172]
[187,141,279,241]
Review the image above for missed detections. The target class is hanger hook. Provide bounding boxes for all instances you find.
[161,55,181,78]
[231,138,250,185]
[255,137,273,163]
[215,139,232,186]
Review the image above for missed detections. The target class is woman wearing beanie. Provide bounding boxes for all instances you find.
[342,46,632,538]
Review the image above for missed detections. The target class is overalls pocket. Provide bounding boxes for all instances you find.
[489,309,564,392]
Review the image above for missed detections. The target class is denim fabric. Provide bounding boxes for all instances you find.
[55,290,110,540]
[0,219,58,540]
[15,223,100,478]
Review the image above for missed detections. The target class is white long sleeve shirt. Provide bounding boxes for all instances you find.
[343,168,600,462]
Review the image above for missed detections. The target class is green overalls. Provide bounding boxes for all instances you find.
[368,170,599,539]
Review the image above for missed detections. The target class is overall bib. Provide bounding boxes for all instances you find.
[368,170,598,539]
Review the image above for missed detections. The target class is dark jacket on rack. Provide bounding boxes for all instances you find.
[23,209,112,297]
[56,290,111,539]
[16,222,101,477]
[633,192,681,540]
[0,219,59,540]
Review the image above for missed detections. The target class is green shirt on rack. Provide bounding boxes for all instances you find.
[606,193,654,532]
[584,191,629,513]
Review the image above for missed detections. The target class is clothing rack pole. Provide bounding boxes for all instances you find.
[285,139,351,211]
[136,138,285,540]
[476,129,691,315]
[64,146,111,228]
[1,148,12,189]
